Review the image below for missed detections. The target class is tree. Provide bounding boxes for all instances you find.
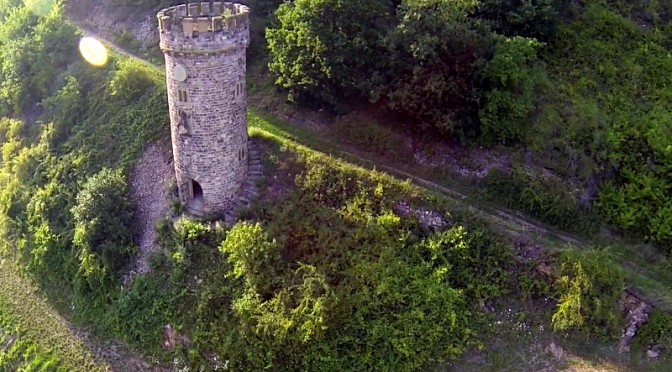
[266,0,393,110]
[71,168,135,289]
[476,0,567,41]
[479,35,543,145]
[373,0,492,139]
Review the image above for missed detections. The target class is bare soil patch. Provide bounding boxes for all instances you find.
[126,140,174,284]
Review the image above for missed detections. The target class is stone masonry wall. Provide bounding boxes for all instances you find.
[159,2,250,215]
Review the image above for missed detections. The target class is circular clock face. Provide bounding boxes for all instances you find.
[174,65,187,82]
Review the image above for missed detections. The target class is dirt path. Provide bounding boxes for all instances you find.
[126,141,174,284]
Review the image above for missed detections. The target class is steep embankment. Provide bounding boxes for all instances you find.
[0,261,153,371]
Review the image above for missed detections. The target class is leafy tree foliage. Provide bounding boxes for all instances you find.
[476,0,567,41]
[551,250,625,341]
[266,0,392,109]
[373,0,491,138]
[479,36,543,145]
[71,168,135,290]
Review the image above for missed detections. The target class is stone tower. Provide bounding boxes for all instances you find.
[157,1,250,217]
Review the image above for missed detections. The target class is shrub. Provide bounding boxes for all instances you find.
[551,250,625,340]
[479,36,544,145]
[419,225,513,301]
[219,221,284,295]
[476,0,568,41]
[266,0,391,109]
[633,310,672,352]
[41,75,83,147]
[71,168,135,289]
[374,0,492,139]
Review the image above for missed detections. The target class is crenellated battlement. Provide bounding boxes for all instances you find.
[157,2,249,54]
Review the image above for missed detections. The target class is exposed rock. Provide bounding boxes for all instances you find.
[647,348,660,359]
[394,201,448,231]
[617,292,652,353]
[546,341,564,361]
[163,324,190,349]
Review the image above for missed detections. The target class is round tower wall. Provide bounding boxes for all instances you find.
[159,2,250,215]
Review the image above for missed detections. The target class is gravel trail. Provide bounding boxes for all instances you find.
[126,142,174,284]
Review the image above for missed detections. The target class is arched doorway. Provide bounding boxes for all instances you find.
[192,179,203,202]
[186,179,204,216]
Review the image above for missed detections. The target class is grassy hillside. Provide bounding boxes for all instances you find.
[0,262,108,371]
[1,0,672,370]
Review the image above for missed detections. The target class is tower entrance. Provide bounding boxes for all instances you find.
[187,179,204,216]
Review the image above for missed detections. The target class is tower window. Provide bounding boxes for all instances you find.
[178,90,188,102]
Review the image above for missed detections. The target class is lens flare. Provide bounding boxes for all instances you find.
[24,0,55,16]
[79,37,108,67]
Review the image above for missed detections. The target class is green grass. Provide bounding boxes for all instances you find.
[0,261,107,371]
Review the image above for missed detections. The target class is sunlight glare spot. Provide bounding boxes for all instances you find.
[79,37,109,67]
[24,0,55,16]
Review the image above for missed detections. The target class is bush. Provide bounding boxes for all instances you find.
[374,0,492,139]
[219,221,283,294]
[266,0,391,109]
[633,310,672,352]
[476,0,568,41]
[71,168,135,289]
[420,225,513,301]
[479,36,544,145]
[551,250,625,340]
[482,167,599,235]
[41,75,83,147]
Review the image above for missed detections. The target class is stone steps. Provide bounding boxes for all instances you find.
[223,140,265,226]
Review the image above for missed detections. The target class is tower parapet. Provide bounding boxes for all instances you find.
[158,2,250,217]
[158,2,250,55]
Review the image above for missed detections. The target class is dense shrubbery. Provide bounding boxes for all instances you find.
[0,0,168,333]
[266,0,391,109]
[482,167,599,235]
[479,36,544,145]
[476,0,567,41]
[375,0,491,138]
[551,250,625,340]
[72,168,135,292]
[136,145,516,370]
[539,4,672,253]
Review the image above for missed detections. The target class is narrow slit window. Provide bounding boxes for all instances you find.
[177,90,188,102]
